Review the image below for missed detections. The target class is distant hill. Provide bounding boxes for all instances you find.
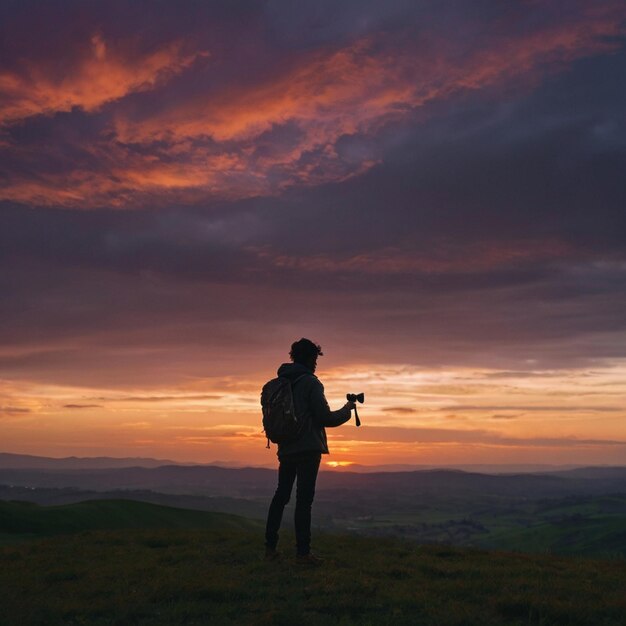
[2,464,626,498]
[328,463,587,473]
[0,464,277,496]
[0,453,604,474]
[0,484,269,519]
[545,466,626,480]
[0,452,184,470]
[0,452,271,470]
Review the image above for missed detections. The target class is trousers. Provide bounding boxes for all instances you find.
[265,451,321,555]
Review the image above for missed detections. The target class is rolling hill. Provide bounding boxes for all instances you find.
[2,464,625,498]
[0,499,260,539]
[0,498,624,625]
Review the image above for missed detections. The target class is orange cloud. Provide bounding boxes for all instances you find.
[104,9,624,196]
[254,239,575,275]
[2,362,626,465]
[0,142,265,208]
[112,38,409,145]
[115,8,624,147]
[0,34,206,125]
[1,4,624,208]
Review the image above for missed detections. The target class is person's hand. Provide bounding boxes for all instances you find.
[345,401,356,411]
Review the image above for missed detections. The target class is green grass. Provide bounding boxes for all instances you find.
[1,529,625,625]
[333,495,626,557]
[485,516,626,558]
[0,499,625,625]
[0,499,260,539]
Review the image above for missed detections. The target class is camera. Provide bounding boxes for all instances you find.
[346,393,364,404]
[346,393,364,426]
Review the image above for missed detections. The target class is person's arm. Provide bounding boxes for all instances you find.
[310,380,354,427]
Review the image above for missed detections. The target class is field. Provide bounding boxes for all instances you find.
[334,494,626,558]
[1,499,625,625]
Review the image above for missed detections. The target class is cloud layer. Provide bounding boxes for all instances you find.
[1,0,624,207]
[1,0,625,463]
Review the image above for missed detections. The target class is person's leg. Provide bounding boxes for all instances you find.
[265,455,297,550]
[294,452,322,556]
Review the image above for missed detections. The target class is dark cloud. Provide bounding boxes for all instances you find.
[96,395,223,402]
[0,0,625,387]
[481,371,567,379]
[2,1,624,206]
[346,425,626,447]
[63,404,102,409]
[441,406,622,412]
[0,406,31,417]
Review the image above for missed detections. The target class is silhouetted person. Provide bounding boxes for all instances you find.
[264,338,355,565]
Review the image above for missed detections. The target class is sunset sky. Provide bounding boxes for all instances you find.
[1,0,625,468]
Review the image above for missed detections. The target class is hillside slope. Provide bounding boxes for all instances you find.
[0,499,260,537]
[484,515,626,557]
[0,500,624,625]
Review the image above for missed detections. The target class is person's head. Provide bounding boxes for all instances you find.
[289,338,323,372]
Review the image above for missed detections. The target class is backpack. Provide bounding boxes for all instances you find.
[261,374,308,448]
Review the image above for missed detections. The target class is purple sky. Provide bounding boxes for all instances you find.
[1,1,625,465]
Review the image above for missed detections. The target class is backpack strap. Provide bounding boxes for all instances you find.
[291,373,308,387]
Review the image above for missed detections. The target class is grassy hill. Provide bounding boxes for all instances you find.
[0,499,260,544]
[328,493,626,558]
[484,515,626,558]
[0,500,625,625]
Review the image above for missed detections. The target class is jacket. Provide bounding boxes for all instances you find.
[274,362,352,457]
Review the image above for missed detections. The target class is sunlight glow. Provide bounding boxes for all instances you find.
[2,361,624,466]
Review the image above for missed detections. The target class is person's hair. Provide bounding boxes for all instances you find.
[289,338,323,365]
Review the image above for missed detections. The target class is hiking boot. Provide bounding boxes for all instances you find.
[296,552,324,566]
[264,547,282,562]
